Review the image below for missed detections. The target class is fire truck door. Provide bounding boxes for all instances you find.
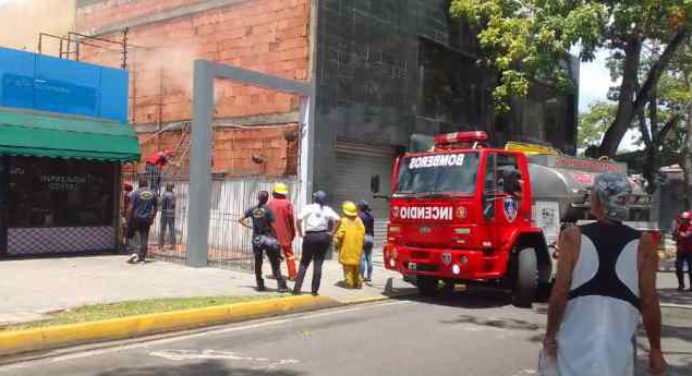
[482,152,523,251]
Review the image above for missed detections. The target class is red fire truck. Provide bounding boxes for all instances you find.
[382,131,657,307]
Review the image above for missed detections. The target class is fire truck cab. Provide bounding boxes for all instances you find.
[383,131,654,307]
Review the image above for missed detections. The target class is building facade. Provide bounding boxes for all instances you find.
[72,0,578,229]
[0,47,139,257]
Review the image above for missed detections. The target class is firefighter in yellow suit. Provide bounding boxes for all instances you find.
[334,201,366,289]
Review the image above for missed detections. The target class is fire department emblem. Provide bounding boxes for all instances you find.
[456,206,467,219]
[441,253,452,266]
[392,207,399,218]
[503,196,519,222]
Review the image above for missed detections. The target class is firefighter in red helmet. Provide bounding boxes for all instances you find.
[673,211,692,291]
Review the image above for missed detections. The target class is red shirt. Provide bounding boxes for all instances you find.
[268,197,295,246]
[674,223,692,255]
[146,151,170,167]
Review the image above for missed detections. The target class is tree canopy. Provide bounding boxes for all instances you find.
[578,101,616,151]
[451,0,692,157]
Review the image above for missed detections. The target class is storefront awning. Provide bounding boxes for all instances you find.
[0,107,140,162]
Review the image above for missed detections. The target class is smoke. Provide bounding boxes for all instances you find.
[0,0,76,53]
[134,44,224,104]
[133,45,200,99]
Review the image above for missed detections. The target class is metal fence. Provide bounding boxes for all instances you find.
[121,167,301,272]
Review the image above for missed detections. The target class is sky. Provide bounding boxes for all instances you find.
[578,49,640,151]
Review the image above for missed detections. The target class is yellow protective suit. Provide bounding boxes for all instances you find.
[334,216,365,289]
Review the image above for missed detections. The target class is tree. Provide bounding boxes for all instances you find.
[578,101,616,151]
[451,0,692,157]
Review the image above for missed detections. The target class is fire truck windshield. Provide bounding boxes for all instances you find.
[395,152,479,196]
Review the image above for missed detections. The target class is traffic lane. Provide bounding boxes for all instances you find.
[0,291,546,376]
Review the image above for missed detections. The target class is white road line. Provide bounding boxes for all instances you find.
[0,300,411,372]
[660,303,692,310]
[148,349,300,368]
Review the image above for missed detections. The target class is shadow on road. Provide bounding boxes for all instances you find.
[658,288,692,306]
[389,286,513,309]
[440,314,543,331]
[96,360,304,376]
[635,319,692,376]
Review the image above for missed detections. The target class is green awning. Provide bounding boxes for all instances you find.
[0,107,140,162]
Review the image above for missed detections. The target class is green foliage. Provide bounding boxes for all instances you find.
[450,0,692,112]
[578,101,617,150]
[0,296,270,331]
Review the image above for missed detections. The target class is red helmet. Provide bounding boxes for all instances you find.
[680,211,692,221]
[124,181,133,192]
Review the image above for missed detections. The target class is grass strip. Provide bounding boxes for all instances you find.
[1,295,277,332]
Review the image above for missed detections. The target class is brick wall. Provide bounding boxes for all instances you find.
[76,0,310,177]
[76,0,201,32]
[77,0,309,124]
[138,124,299,178]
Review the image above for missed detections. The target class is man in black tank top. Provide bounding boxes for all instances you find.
[543,172,665,376]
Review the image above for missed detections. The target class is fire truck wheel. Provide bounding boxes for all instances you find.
[512,247,537,308]
[417,276,440,297]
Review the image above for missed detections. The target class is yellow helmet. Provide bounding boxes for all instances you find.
[273,183,289,195]
[342,201,358,217]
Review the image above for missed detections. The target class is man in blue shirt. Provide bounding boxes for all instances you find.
[127,178,158,264]
[239,191,288,292]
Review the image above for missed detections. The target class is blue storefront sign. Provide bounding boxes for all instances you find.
[0,47,128,123]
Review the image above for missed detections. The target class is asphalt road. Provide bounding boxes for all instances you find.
[1,289,690,376]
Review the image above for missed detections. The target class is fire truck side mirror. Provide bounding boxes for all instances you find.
[370,175,381,194]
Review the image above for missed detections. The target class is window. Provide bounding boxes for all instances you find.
[8,157,116,227]
[418,38,493,127]
[496,154,521,198]
[396,152,479,195]
[483,153,523,221]
[483,153,496,220]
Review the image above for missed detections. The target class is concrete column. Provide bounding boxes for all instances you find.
[186,60,214,267]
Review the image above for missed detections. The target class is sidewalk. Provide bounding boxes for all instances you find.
[1,254,690,326]
[0,255,415,326]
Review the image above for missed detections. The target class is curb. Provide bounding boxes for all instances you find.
[0,295,338,358]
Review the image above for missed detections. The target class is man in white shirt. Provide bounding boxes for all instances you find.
[293,191,341,296]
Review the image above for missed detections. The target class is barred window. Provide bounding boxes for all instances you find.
[8,157,116,227]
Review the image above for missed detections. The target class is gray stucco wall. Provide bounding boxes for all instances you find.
[313,0,578,195]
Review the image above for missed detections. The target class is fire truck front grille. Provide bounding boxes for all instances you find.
[411,251,429,260]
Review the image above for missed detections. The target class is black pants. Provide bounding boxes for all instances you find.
[132,218,152,260]
[253,239,286,290]
[294,231,332,294]
[676,253,692,288]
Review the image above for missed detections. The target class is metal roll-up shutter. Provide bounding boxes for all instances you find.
[334,141,396,247]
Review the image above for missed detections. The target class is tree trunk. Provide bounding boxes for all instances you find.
[684,103,692,210]
[599,27,690,157]
[631,28,690,125]
[598,37,642,157]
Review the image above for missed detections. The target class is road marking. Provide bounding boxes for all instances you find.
[510,370,537,376]
[0,300,410,372]
[149,349,299,368]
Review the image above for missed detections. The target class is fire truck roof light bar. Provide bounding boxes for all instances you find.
[434,131,488,147]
